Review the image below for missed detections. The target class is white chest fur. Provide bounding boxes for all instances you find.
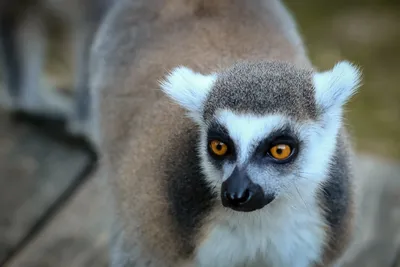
[194,194,326,267]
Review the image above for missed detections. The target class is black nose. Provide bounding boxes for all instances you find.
[221,167,274,212]
[224,188,252,206]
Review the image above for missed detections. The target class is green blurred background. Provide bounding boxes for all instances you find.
[285,0,400,160]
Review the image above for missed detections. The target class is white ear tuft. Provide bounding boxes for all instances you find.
[313,61,362,111]
[160,66,217,117]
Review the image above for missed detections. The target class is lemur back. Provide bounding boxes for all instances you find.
[91,0,361,266]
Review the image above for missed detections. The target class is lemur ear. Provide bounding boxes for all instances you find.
[313,61,362,112]
[160,66,216,120]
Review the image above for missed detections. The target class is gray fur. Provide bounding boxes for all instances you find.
[317,129,354,264]
[204,61,317,122]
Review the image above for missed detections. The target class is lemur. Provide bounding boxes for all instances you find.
[0,0,113,138]
[90,0,362,266]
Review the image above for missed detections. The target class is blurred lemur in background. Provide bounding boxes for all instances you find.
[0,0,114,140]
[91,0,362,266]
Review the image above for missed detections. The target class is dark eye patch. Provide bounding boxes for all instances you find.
[207,122,230,142]
[252,126,300,164]
[206,121,237,164]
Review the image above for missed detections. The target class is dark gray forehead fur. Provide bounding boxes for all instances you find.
[203,61,317,121]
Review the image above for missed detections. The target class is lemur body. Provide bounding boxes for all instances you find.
[0,0,113,137]
[91,0,361,266]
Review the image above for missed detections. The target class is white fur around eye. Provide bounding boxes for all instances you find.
[313,61,362,112]
[160,66,217,121]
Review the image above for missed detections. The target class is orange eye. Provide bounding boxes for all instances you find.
[269,144,292,160]
[210,140,228,156]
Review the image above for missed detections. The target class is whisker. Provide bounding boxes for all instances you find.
[294,183,311,215]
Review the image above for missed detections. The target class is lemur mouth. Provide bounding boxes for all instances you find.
[220,168,275,212]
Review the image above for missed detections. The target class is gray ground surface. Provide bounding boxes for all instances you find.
[0,110,95,266]
[5,167,111,267]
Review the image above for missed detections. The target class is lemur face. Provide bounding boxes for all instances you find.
[161,61,361,212]
[203,111,303,212]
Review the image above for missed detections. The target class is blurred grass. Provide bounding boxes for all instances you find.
[286,0,400,159]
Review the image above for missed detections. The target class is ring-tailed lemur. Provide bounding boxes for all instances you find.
[90,0,362,266]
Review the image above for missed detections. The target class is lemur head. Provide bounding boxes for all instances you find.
[161,61,361,213]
